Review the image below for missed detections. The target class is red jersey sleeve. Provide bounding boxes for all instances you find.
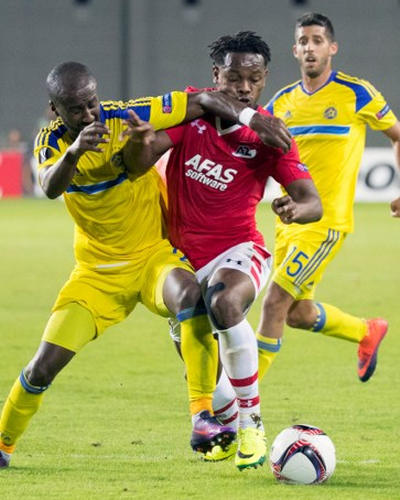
[271,139,311,187]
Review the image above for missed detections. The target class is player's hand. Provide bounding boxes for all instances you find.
[249,114,292,153]
[70,122,110,156]
[120,109,155,146]
[272,195,298,224]
[390,197,400,217]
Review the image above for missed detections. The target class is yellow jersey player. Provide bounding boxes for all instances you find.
[257,13,400,384]
[0,61,292,468]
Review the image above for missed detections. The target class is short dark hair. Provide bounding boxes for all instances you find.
[46,61,95,101]
[295,12,335,42]
[209,31,271,67]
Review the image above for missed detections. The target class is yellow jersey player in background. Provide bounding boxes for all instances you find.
[257,12,400,384]
[0,61,292,468]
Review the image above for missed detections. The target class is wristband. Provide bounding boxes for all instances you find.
[238,107,257,126]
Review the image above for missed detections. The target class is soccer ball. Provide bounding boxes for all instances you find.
[269,424,336,485]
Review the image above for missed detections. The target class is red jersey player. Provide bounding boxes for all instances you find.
[123,32,322,470]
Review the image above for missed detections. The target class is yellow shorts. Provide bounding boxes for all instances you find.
[272,225,346,300]
[45,239,193,350]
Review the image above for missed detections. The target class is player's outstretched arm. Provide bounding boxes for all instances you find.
[39,122,110,199]
[272,179,322,225]
[122,110,172,176]
[186,91,292,153]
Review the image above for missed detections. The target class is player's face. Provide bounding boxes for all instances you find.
[51,77,100,139]
[293,25,338,78]
[213,52,267,108]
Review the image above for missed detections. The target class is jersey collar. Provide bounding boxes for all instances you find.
[300,70,337,96]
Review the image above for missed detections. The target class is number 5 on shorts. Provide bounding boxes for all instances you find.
[286,250,309,277]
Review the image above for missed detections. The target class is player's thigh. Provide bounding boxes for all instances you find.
[207,267,255,311]
[42,303,96,353]
[140,240,195,317]
[272,228,346,300]
[198,241,272,301]
[52,264,141,345]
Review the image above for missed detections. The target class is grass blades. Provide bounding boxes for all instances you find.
[0,199,399,499]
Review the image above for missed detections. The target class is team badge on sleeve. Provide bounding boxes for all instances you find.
[296,162,309,172]
[162,93,172,113]
[376,104,390,120]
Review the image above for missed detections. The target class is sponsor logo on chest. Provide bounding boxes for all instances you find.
[184,153,238,192]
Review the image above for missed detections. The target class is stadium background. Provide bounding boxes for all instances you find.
[1,0,399,146]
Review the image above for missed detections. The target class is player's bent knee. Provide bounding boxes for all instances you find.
[206,287,244,330]
[205,283,224,329]
[176,281,203,311]
[163,268,202,314]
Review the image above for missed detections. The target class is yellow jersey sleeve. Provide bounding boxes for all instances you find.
[356,81,397,131]
[148,91,188,130]
[33,118,67,171]
[125,91,188,131]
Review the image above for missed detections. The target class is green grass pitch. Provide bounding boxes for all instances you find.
[0,198,399,499]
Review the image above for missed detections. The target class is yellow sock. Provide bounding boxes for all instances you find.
[312,302,367,342]
[256,333,281,381]
[180,314,217,416]
[0,374,46,449]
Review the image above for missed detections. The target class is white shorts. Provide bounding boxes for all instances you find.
[169,241,272,342]
[196,241,272,295]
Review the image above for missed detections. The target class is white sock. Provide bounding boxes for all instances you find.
[213,368,239,431]
[217,319,262,429]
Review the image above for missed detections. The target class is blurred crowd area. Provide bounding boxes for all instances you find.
[0,108,56,198]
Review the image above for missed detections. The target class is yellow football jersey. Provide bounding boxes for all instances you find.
[266,71,397,232]
[34,92,187,266]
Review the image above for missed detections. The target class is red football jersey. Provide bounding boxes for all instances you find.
[165,107,310,270]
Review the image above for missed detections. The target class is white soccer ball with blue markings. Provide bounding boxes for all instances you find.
[269,424,336,484]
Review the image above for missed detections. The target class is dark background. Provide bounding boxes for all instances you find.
[1,0,398,148]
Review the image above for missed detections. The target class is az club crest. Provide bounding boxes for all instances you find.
[232,145,257,159]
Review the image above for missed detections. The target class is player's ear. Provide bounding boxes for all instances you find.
[49,100,59,116]
[292,43,299,60]
[212,64,220,85]
[329,41,338,57]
